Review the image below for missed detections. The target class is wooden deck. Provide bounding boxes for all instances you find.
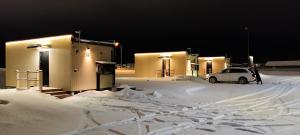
[40,87,72,99]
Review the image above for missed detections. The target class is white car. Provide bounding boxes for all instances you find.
[208,67,256,84]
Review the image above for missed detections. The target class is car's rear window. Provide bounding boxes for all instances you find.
[230,69,248,73]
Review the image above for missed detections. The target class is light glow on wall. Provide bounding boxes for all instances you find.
[6,35,72,45]
[199,56,225,61]
[37,47,51,52]
[160,53,172,57]
[249,56,254,66]
[135,51,186,56]
[162,57,171,60]
[186,59,192,76]
[85,48,91,60]
[38,40,52,46]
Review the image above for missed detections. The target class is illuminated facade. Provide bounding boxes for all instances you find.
[135,51,188,78]
[135,51,229,78]
[5,35,115,91]
[198,57,230,77]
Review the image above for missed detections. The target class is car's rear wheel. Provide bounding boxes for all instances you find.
[239,77,248,84]
[209,77,217,84]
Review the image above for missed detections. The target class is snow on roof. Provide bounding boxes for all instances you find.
[265,60,300,66]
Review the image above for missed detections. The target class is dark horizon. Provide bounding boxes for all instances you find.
[1,0,300,68]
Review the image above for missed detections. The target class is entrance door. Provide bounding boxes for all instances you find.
[206,61,212,74]
[40,51,49,86]
[162,59,171,77]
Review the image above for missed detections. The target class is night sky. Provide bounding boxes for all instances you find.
[1,0,300,68]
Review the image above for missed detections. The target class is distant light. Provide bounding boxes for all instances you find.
[114,42,119,47]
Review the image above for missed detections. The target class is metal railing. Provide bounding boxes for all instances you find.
[16,70,43,90]
[155,69,175,78]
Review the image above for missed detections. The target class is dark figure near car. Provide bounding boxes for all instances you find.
[254,67,263,84]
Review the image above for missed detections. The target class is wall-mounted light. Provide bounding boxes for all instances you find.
[159,53,172,59]
[85,48,91,59]
[37,46,51,52]
[206,60,212,63]
[114,42,119,47]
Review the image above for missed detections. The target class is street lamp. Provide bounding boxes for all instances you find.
[75,30,81,44]
[114,41,122,67]
[244,26,250,66]
[187,48,192,55]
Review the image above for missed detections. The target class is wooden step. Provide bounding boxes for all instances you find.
[54,94,71,99]
[44,91,68,95]
[41,89,63,93]
[40,88,71,99]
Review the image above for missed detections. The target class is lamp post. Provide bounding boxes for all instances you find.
[75,30,81,44]
[244,26,250,66]
[114,41,122,67]
[187,48,192,55]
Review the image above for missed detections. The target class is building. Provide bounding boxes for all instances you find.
[135,51,189,78]
[265,60,300,68]
[134,51,229,78]
[0,68,5,89]
[5,35,115,92]
[262,60,300,75]
[198,57,230,77]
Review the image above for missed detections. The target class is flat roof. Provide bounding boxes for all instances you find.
[198,56,225,60]
[6,35,72,45]
[135,51,187,55]
[72,37,115,47]
[6,34,115,48]
[95,61,116,65]
[265,60,300,66]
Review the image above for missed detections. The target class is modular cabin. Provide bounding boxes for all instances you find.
[0,68,5,89]
[135,51,189,78]
[198,57,230,77]
[5,35,115,91]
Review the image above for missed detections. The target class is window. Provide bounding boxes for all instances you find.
[230,69,247,73]
[98,64,115,75]
[222,69,230,73]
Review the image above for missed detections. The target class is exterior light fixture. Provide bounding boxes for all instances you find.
[85,48,91,59]
[159,56,172,59]
[114,42,119,47]
[114,41,123,66]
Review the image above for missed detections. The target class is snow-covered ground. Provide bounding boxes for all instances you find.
[1,74,300,135]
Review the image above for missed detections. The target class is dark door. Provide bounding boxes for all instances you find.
[206,61,212,74]
[162,59,171,77]
[40,51,49,86]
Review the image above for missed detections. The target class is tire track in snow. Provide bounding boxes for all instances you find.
[68,79,299,135]
[149,84,296,135]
